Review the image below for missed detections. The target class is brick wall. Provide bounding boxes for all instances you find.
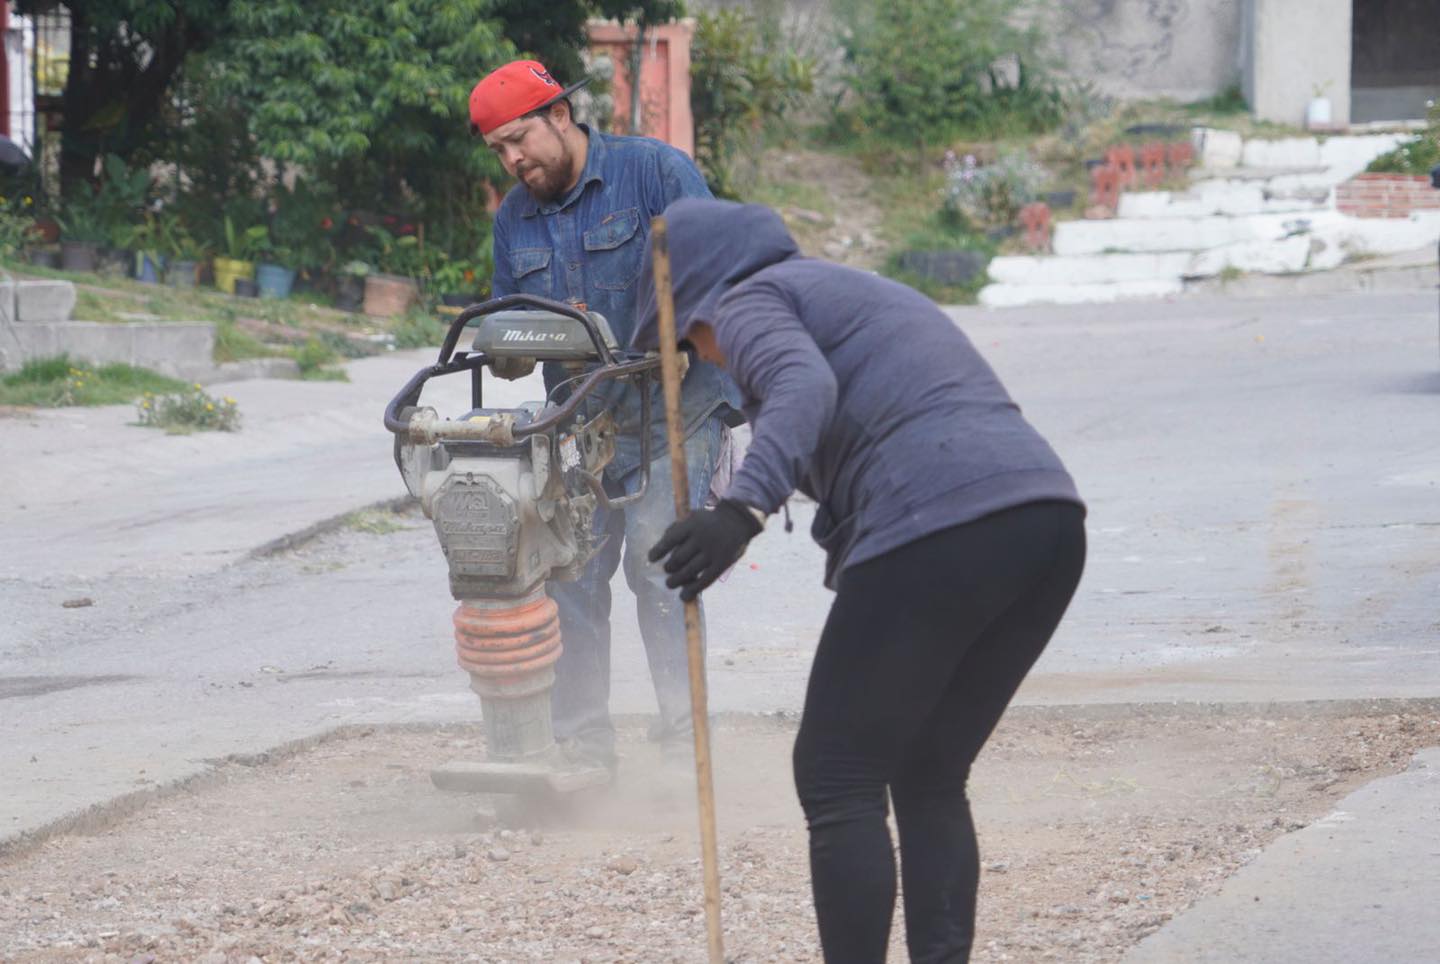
[1336,173,1440,219]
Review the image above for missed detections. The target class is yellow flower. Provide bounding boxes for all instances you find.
[192,382,202,390]
[205,403,214,411]
[224,396,235,404]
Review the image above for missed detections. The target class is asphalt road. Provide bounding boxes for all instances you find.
[3,289,1439,848]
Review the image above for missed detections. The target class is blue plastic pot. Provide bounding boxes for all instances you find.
[135,252,164,283]
[256,262,297,299]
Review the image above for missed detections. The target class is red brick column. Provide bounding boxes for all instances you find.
[1336,174,1440,219]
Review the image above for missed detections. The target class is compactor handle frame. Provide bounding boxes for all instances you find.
[382,294,663,510]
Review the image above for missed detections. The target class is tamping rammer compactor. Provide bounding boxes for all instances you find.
[385,295,662,800]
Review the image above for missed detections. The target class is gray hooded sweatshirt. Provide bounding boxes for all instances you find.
[633,199,1083,587]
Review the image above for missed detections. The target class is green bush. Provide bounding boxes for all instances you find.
[690,9,814,198]
[1367,103,1440,175]
[837,0,1062,154]
[0,194,41,260]
[136,383,242,432]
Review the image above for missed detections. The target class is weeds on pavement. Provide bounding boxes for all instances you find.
[136,383,241,433]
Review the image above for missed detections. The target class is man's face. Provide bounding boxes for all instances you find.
[484,110,574,203]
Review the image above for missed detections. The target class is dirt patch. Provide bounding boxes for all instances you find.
[756,150,890,271]
[2,705,1437,962]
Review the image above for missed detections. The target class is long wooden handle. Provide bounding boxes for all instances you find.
[651,215,725,964]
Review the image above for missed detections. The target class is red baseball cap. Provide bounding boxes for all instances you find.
[469,60,590,136]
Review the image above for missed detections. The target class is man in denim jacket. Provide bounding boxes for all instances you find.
[470,60,740,768]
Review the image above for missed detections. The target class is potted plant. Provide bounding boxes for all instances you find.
[255,237,297,299]
[363,225,423,316]
[58,192,108,272]
[430,257,487,308]
[213,215,267,295]
[94,154,154,277]
[121,210,177,284]
[335,259,370,312]
[260,180,336,300]
[166,226,207,288]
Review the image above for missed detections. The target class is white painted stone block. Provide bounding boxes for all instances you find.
[1318,134,1408,181]
[1053,213,1297,257]
[1186,236,1314,277]
[1201,181,1268,215]
[987,253,1191,286]
[978,279,1184,308]
[1117,192,1209,219]
[14,281,76,324]
[1241,137,1323,169]
[1116,193,1173,218]
[1314,211,1440,259]
[1194,128,1244,169]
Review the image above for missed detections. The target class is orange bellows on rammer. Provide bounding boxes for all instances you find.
[452,587,562,761]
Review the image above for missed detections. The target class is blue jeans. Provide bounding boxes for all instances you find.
[548,415,725,758]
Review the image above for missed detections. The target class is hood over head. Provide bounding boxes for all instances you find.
[631,198,800,351]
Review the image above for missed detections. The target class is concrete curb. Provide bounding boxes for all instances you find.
[245,494,418,559]
[1186,262,1437,299]
[1124,744,1440,962]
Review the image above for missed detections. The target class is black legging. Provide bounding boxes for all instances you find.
[793,500,1086,963]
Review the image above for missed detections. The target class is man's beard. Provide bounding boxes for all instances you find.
[519,145,574,204]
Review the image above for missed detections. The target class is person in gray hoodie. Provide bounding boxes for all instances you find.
[633,198,1087,963]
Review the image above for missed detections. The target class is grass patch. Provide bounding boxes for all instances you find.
[1181,84,1249,117]
[389,308,450,350]
[213,320,286,364]
[342,508,409,535]
[294,337,350,382]
[745,177,836,219]
[0,355,186,407]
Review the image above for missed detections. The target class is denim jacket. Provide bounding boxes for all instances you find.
[491,126,741,480]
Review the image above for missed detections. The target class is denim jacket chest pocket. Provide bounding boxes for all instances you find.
[508,247,552,295]
[582,207,643,291]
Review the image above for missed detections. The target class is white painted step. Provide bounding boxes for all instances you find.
[978,213,1440,307]
[1053,212,1307,256]
[989,237,1314,289]
[1117,181,1332,220]
[978,279,1184,308]
[987,252,1193,286]
[1194,130,1407,183]
[1240,134,1408,178]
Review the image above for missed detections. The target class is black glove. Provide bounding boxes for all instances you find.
[649,498,763,602]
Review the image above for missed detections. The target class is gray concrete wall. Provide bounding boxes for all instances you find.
[693,0,1247,104]
[1243,0,1352,127]
[1049,0,1244,103]
[2,320,216,380]
[0,278,217,380]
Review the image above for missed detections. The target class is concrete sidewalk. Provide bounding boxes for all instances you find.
[0,348,545,581]
[1125,746,1440,963]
